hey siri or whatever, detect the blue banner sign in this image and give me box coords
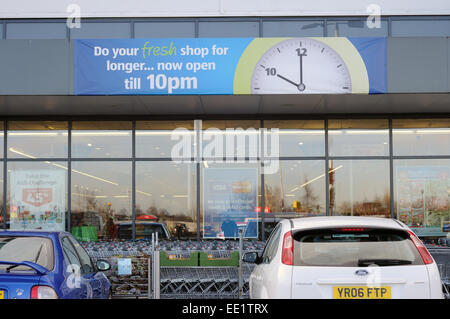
[74,37,387,95]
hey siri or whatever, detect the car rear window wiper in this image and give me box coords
[358,259,413,267]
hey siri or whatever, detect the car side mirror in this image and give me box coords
[242,252,260,264]
[96,259,111,272]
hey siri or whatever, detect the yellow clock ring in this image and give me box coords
[233,37,369,94]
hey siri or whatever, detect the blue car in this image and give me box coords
[0,231,111,299]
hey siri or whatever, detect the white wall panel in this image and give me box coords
[0,0,449,18]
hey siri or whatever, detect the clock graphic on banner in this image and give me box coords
[250,38,352,94]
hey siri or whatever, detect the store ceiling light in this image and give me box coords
[136,190,152,197]
[415,129,450,134]
[136,131,194,135]
[8,132,60,136]
[69,132,131,136]
[289,165,343,193]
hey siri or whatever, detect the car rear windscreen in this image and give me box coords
[0,236,54,272]
[292,228,424,267]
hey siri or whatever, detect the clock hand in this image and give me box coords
[298,52,306,92]
[276,74,299,88]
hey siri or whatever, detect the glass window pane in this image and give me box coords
[326,19,388,37]
[201,163,261,239]
[328,119,389,156]
[392,19,450,37]
[0,24,3,39]
[6,23,67,39]
[71,161,131,241]
[329,160,390,217]
[68,236,94,274]
[394,159,449,238]
[136,121,194,158]
[0,121,4,158]
[0,163,3,229]
[199,21,259,38]
[393,119,450,156]
[70,23,131,39]
[202,120,260,160]
[264,120,324,157]
[136,162,196,240]
[263,21,324,37]
[61,237,82,268]
[72,121,132,158]
[8,121,68,158]
[134,22,195,38]
[7,161,68,231]
[264,160,326,217]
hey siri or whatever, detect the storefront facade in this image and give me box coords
[0,1,449,240]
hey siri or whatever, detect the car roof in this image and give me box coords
[288,216,405,231]
[0,230,70,238]
[118,221,164,226]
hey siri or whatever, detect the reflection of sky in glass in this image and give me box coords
[326,20,388,37]
[71,162,131,217]
[72,131,132,158]
[136,162,195,218]
[393,159,450,226]
[329,130,389,156]
[8,131,68,158]
[267,130,325,157]
[331,160,390,216]
[393,129,450,156]
[264,160,325,214]
[136,130,195,158]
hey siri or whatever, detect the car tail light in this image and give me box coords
[408,230,434,265]
[31,286,58,299]
[281,231,293,265]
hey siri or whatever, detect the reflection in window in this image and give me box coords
[70,23,131,39]
[6,23,67,39]
[201,120,260,160]
[8,121,68,158]
[394,160,449,231]
[134,22,195,38]
[263,21,324,37]
[136,121,194,158]
[326,19,388,37]
[71,162,131,241]
[7,161,68,231]
[393,119,450,156]
[72,121,132,158]
[136,162,196,239]
[0,163,3,229]
[329,160,390,217]
[0,121,3,158]
[199,21,259,38]
[392,19,450,37]
[328,119,389,156]
[264,120,324,157]
[264,160,326,217]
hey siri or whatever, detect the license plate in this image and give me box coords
[0,290,4,299]
[333,286,391,299]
